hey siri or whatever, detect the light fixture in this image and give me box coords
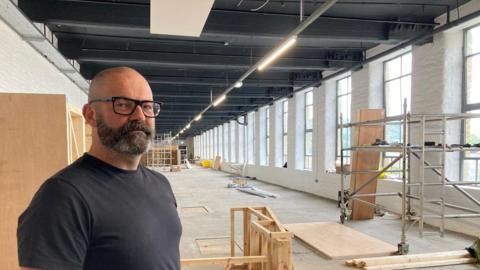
[195,114,202,121]
[234,81,243,88]
[186,123,191,129]
[258,36,297,71]
[180,130,184,134]
[213,94,226,107]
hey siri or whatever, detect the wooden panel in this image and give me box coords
[68,106,86,163]
[284,222,396,259]
[85,124,92,151]
[0,93,69,269]
[349,109,384,220]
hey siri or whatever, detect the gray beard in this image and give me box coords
[96,115,154,155]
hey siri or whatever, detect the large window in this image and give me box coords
[336,76,352,165]
[305,91,313,170]
[261,107,270,166]
[247,112,255,165]
[282,100,288,166]
[223,123,229,162]
[238,116,245,163]
[231,121,237,163]
[384,52,412,178]
[463,25,480,182]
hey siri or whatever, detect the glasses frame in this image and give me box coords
[89,96,163,118]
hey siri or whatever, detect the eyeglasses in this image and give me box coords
[89,96,162,118]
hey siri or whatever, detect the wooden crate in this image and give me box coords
[0,93,87,269]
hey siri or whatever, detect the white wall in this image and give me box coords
[0,20,87,109]
[194,2,480,237]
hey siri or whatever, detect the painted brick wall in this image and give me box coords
[0,20,87,109]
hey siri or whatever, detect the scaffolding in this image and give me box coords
[339,101,480,254]
[146,132,174,170]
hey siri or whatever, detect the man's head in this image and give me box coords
[83,67,156,156]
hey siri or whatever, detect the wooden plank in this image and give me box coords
[180,255,268,266]
[352,250,471,267]
[0,93,70,269]
[284,222,396,259]
[363,257,477,270]
[349,109,385,220]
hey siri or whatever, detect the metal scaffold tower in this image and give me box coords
[338,100,480,255]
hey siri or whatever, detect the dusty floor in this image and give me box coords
[158,166,478,270]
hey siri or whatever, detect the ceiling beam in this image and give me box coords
[18,0,413,45]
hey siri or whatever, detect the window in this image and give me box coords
[336,76,352,165]
[261,107,270,166]
[305,91,313,170]
[231,122,237,163]
[224,123,229,162]
[282,100,288,166]
[238,116,245,163]
[247,112,255,165]
[384,52,412,178]
[462,25,480,182]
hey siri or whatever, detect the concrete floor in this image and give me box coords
[159,166,478,270]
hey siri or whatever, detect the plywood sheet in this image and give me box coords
[284,222,397,259]
[0,93,69,269]
[349,109,384,220]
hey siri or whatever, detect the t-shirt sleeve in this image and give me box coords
[17,178,91,270]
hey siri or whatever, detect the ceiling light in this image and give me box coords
[186,124,191,129]
[258,36,297,71]
[195,114,202,121]
[213,95,226,107]
[234,81,243,88]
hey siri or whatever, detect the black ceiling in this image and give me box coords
[18,0,470,137]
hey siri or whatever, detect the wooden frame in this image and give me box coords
[181,206,293,270]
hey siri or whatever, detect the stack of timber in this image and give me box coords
[213,155,222,170]
[349,109,385,220]
[0,93,88,269]
[346,250,477,270]
[181,206,293,270]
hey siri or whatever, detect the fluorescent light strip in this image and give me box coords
[195,114,202,121]
[258,36,297,71]
[213,94,226,107]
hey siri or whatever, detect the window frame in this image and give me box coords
[282,100,288,166]
[382,52,412,178]
[304,91,314,170]
[335,76,352,165]
[461,23,480,182]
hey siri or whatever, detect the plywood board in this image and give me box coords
[349,109,385,220]
[0,93,69,269]
[284,222,397,259]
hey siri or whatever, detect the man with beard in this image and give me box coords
[17,67,182,270]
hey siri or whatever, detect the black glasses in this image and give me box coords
[89,96,162,118]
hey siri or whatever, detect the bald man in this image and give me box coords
[17,67,182,270]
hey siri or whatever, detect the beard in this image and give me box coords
[96,114,154,155]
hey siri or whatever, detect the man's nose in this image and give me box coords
[129,104,146,121]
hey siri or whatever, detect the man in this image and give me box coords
[17,67,182,270]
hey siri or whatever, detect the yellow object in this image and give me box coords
[200,160,212,168]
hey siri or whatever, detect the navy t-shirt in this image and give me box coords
[17,153,182,270]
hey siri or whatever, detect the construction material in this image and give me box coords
[144,133,181,169]
[347,250,477,270]
[237,187,279,198]
[184,159,192,169]
[0,93,87,269]
[213,155,222,170]
[170,165,181,172]
[284,222,396,259]
[200,159,212,168]
[349,109,385,220]
[181,206,293,269]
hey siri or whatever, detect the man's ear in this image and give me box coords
[83,104,98,128]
